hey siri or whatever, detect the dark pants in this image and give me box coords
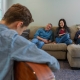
[76,38,80,44]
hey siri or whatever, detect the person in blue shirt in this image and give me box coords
[32,23,55,48]
[0,3,60,80]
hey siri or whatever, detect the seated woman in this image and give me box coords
[74,26,80,44]
[55,19,72,45]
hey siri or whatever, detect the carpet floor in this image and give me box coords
[54,61,80,80]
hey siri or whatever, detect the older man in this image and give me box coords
[32,23,55,48]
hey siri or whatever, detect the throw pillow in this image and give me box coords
[21,29,30,39]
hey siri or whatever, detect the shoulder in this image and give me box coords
[1,29,18,39]
[15,35,32,46]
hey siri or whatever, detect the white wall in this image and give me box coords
[7,0,80,26]
[2,0,7,15]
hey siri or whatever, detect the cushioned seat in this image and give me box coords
[67,44,80,57]
[42,43,67,51]
[67,44,80,68]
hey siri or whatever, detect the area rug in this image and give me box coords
[54,61,80,80]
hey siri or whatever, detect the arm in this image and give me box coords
[11,36,60,72]
[55,28,59,37]
[59,33,66,36]
[66,27,70,33]
[34,29,41,38]
[37,36,49,43]
[78,35,80,38]
[34,28,49,43]
[66,27,72,38]
[49,32,55,42]
[55,28,63,37]
[74,31,79,41]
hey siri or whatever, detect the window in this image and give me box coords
[0,0,2,20]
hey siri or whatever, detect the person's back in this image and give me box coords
[0,3,60,80]
[0,24,18,80]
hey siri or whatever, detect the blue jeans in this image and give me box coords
[31,38,45,49]
[55,33,72,45]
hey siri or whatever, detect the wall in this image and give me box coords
[0,0,7,19]
[2,0,7,15]
[7,0,80,26]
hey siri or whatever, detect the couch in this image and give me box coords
[27,25,80,68]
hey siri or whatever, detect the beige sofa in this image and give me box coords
[27,25,80,68]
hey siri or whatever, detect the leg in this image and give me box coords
[31,38,38,44]
[76,38,80,44]
[65,39,72,45]
[31,38,39,47]
[37,40,45,49]
[59,33,70,43]
[55,37,61,43]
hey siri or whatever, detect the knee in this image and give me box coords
[64,33,70,38]
[38,41,45,48]
[32,38,38,43]
[55,38,60,43]
[67,40,72,45]
[69,40,72,44]
[39,41,45,45]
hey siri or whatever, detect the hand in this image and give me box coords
[42,39,48,43]
[48,40,52,43]
[59,33,66,36]
[52,41,56,44]
[78,35,80,38]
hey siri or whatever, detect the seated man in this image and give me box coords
[0,3,60,80]
[32,23,55,48]
[74,26,80,44]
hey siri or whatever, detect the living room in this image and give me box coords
[0,0,80,80]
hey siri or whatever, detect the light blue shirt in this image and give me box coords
[0,24,60,80]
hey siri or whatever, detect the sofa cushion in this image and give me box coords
[67,44,80,57]
[42,43,67,51]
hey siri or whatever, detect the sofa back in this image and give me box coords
[27,26,78,40]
